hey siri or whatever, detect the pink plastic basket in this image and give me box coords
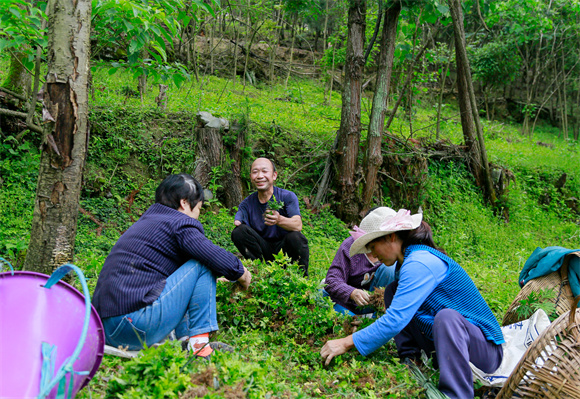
[0,262,104,398]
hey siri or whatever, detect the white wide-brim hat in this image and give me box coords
[349,207,423,257]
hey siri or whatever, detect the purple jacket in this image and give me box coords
[325,236,382,312]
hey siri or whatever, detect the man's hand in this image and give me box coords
[237,266,252,290]
[320,336,355,366]
[263,210,280,226]
[350,289,370,306]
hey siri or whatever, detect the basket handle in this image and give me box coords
[37,264,92,399]
[0,257,14,275]
[567,295,580,341]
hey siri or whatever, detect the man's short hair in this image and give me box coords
[252,158,276,172]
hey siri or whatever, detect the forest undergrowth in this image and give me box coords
[1,65,579,398]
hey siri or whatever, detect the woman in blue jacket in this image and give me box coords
[320,207,504,399]
[93,173,251,358]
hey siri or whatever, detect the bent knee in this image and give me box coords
[231,224,251,240]
[434,308,465,332]
[285,231,308,244]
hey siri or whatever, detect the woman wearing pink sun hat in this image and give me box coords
[321,207,504,399]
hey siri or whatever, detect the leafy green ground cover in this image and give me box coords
[1,62,579,398]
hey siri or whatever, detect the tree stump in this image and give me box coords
[193,112,245,209]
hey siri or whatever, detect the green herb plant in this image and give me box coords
[515,289,557,320]
[267,194,285,211]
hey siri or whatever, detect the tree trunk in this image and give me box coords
[193,113,245,209]
[325,45,336,105]
[362,1,401,211]
[323,0,330,52]
[575,76,580,141]
[232,17,239,88]
[222,121,246,207]
[209,16,215,75]
[333,0,366,223]
[449,0,495,204]
[2,51,32,98]
[269,6,283,83]
[561,49,568,140]
[23,0,92,274]
[285,14,298,89]
[436,41,453,139]
[242,0,251,87]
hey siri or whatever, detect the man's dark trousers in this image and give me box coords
[231,224,309,276]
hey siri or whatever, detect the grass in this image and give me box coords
[1,54,580,398]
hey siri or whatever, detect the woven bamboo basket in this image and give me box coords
[502,251,580,326]
[496,296,580,399]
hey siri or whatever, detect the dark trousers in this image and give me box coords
[231,224,309,277]
[384,282,503,399]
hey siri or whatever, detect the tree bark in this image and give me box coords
[222,121,246,207]
[436,41,453,139]
[333,0,366,223]
[1,51,32,98]
[362,1,401,211]
[193,113,245,209]
[449,0,495,204]
[24,0,92,274]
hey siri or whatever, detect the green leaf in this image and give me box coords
[172,73,187,88]
[437,4,449,14]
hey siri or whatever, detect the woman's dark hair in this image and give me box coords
[155,173,204,210]
[395,221,447,254]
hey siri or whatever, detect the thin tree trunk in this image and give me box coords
[323,0,330,51]
[1,51,32,97]
[24,0,92,274]
[575,76,580,141]
[436,41,453,139]
[209,17,215,75]
[333,0,366,223]
[233,21,239,88]
[561,48,568,140]
[270,6,283,83]
[325,45,336,105]
[285,14,298,89]
[362,1,401,210]
[27,40,44,127]
[363,1,383,65]
[242,0,251,87]
[449,0,495,203]
[314,137,338,209]
[191,19,199,81]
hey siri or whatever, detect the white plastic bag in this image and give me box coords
[470,309,551,388]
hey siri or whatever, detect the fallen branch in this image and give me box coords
[0,108,43,133]
[124,182,145,222]
[79,207,104,236]
[378,170,403,185]
[0,87,27,102]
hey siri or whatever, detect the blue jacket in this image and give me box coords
[519,246,580,297]
[353,245,504,356]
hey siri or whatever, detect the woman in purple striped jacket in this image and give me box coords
[93,173,251,358]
